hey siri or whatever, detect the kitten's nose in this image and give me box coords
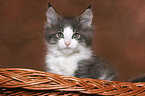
[65,43,70,46]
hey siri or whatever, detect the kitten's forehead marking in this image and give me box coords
[63,27,73,40]
[63,27,74,44]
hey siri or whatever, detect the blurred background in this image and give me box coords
[0,0,145,81]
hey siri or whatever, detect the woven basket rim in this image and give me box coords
[0,68,145,95]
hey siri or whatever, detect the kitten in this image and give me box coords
[45,5,116,81]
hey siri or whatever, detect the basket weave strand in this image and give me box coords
[0,68,145,96]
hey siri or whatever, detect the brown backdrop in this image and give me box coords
[0,0,145,81]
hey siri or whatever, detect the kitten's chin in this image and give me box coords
[62,48,73,55]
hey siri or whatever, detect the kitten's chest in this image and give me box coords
[46,55,78,76]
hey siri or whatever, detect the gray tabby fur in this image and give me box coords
[45,5,116,81]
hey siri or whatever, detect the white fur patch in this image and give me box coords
[45,26,92,76]
[63,27,73,43]
[45,45,92,76]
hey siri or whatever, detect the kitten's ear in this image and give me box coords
[79,7,93,28]
[46,6,60,26]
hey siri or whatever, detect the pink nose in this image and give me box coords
[65,43,70,46]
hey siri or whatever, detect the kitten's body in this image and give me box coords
[45,6,116,80]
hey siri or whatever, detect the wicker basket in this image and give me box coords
[0,68,145,96]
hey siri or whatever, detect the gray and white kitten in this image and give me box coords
[45,6,116,81]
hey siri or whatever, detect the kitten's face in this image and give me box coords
[45,7,93,54]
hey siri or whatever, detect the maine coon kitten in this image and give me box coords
[45,6,116,80]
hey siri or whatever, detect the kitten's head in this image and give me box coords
[45,5,94,54]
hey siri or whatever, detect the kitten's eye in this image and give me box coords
[72,33,80,39]
[56,32,64,38]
